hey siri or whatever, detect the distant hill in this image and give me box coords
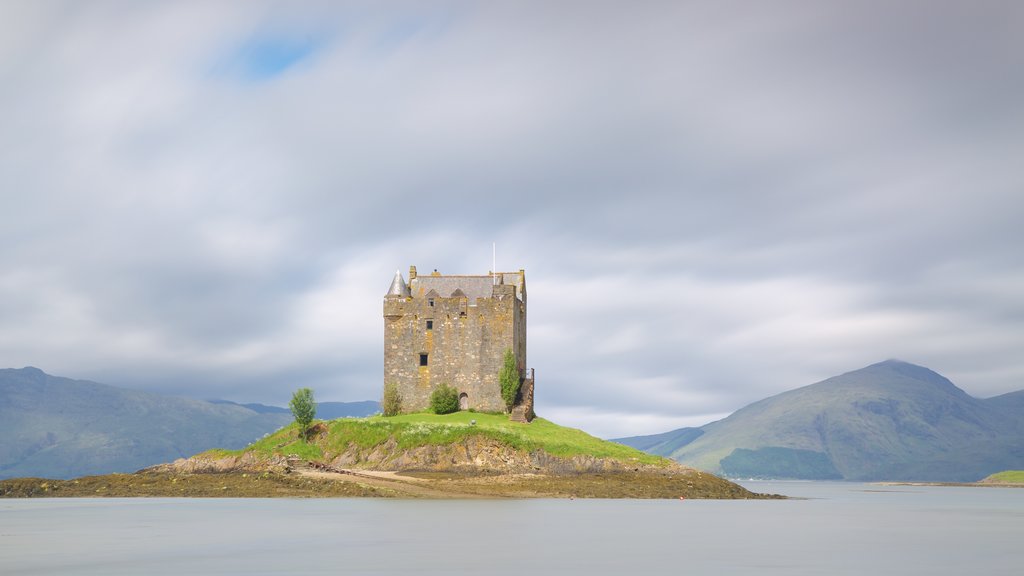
[615,427,704,454]
[0,368,378,480]
[210,400,380,419]
[209,400,291,414]
[318,401,381,419]
[614,360,1024,482]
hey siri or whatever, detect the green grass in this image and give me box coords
[215,412,668,467]
[199,425,323,460]
[199,448,244,458]
[984,470,1024,483]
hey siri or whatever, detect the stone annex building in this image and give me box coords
[384,266,535,422]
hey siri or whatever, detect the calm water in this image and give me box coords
[1,482,1021,575]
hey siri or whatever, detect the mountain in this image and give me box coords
[985,389,1024,415]
[210,400,380,419]
[615,360,1024,482]
[0,368,377,480]
[209,400,291,414]
[318,401,381,419]
[614,426,704,454]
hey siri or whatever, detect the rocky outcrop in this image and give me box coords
[152,435,678,477]
[325,435,675,474]
[143,451,287,474]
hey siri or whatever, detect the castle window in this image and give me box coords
[426,320,433,330]
[428,298,435,307]
[419,353,428,366]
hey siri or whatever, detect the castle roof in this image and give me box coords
[385,270,411,298]
[410,271,524,302]
[412,275,493,301]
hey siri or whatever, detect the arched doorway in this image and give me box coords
[458,392,469,410]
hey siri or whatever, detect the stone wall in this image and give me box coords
[510,369,535,423]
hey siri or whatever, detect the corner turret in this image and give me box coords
[385,270,411,298]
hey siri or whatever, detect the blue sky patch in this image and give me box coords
[227,35,324,81]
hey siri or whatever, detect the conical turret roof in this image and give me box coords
[386,270,410,298]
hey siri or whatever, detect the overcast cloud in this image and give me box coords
[1,1,1022,438]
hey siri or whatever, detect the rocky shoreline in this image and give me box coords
[874,481,1024,488]
[0,469,781,499]
[1,455,782,499]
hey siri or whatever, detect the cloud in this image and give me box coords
[1,1,1022,438]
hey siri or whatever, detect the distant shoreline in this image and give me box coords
[874,481,1024,488]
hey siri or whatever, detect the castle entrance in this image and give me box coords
[458,393,468,410]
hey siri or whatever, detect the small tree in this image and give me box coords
[382,382,403,417]
[289,387,317,441]
[499,348,520,412]
[429,383,460,415]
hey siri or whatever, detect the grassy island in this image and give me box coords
[211,412,667,467]
[1,413,779,499]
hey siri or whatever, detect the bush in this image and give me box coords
[382,382,403,417]
[499,349,520,412]
[429,383,460,415]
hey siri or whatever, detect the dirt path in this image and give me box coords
[295,469,494,498]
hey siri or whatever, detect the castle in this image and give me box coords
[383,266,535,422]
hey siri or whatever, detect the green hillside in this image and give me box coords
[981,470,1024,484]
[615,360,1024,482]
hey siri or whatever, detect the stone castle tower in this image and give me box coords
[383,266,535,421]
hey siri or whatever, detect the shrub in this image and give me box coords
[382,382,403,417]
[499,349,520,412]
[429,383,460,415]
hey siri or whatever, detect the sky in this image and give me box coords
[1,1,1022,439]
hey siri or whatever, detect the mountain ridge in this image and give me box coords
[615,360,1024,482]
[0,367,378,479]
